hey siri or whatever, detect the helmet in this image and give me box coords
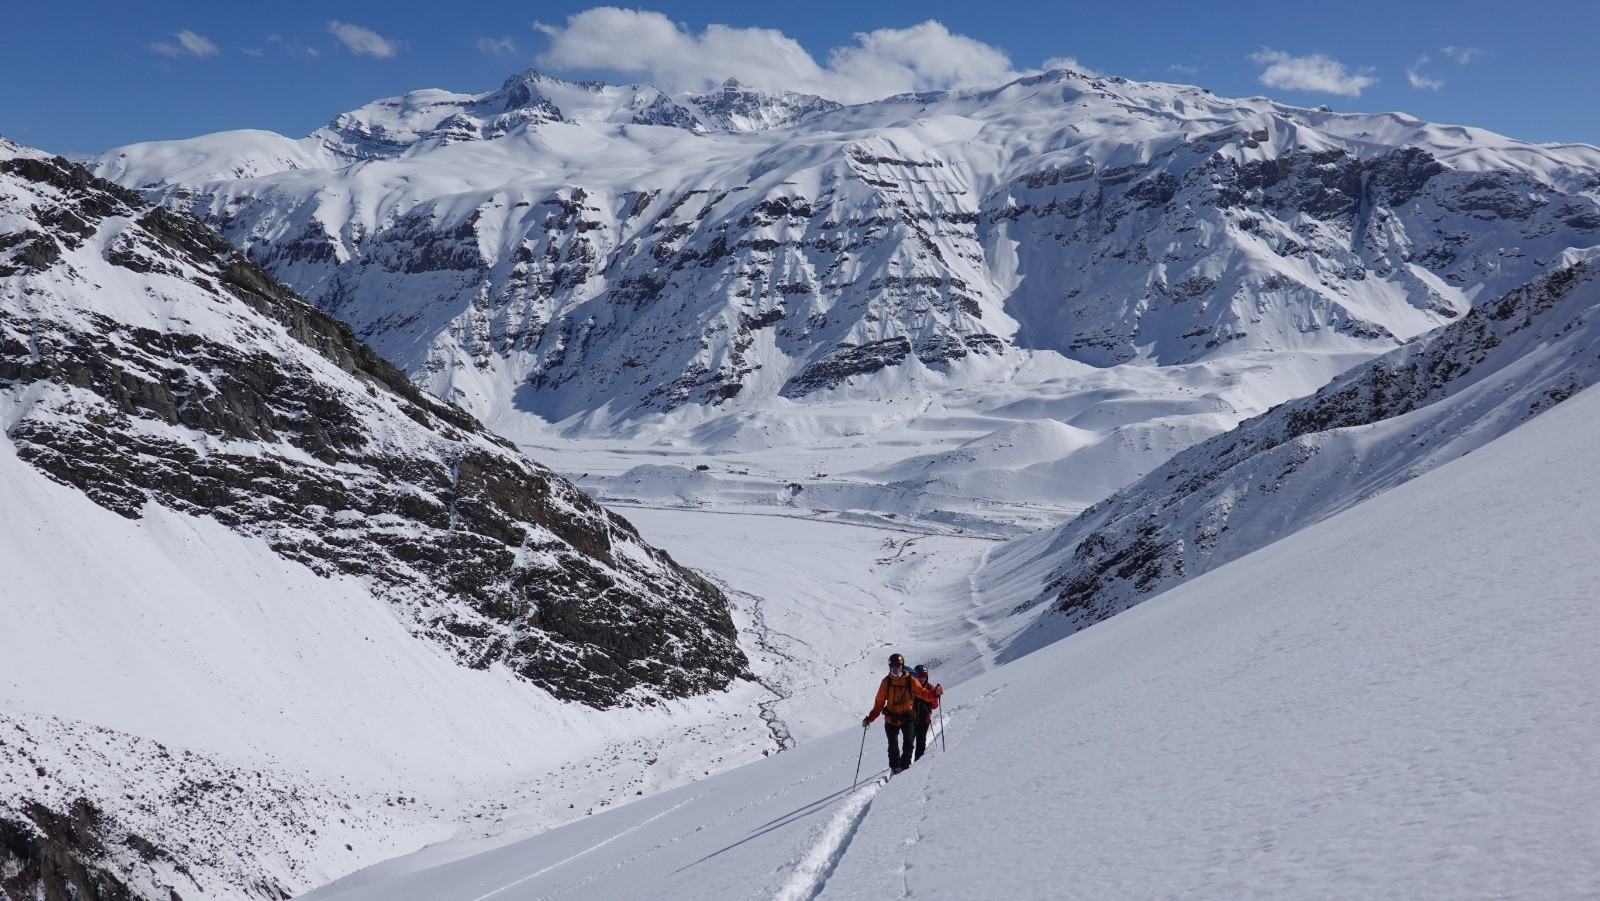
[888,653,905,668]
[913,665,928,677]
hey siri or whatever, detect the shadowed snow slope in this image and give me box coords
[305,379,1600,899]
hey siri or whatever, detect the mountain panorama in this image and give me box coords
[2,59,1598,900]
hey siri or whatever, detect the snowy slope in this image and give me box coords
[0,141,784,899]
[0,425,787,900]
[90,68,1600,533]
[303,370,1600,901]
[984,250,1600,656]
[0,141,1013,900]
[0,143,745,707]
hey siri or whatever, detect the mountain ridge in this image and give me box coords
[89,68,1600,455]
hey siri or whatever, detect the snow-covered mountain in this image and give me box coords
[0,140,769,899]
[1,142,745,707]
[298,373,1600,900]
[91,69,1600,494]
[978,249,1600,656]
[30,62,1600,898]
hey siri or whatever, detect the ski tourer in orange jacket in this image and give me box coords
[863,653,942,727]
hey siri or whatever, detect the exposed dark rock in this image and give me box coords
[781,337,912,396]
[0,800,147,901]
[0,151,748,709]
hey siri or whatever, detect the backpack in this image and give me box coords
[882,674,916,725]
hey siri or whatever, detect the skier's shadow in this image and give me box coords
[671,776,883,873]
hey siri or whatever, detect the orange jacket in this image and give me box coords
[866,673,940,725]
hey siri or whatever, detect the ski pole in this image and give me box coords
[938,702,946,753]
[853,722,868,788]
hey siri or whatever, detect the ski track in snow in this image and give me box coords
[464,796,699,901]
[538,753,880,900]
[961,543,998,671]
[772,776,886,901]
[777,713,956,901]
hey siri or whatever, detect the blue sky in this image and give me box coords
[5,1,1597,156]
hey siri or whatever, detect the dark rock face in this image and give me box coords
[781,337,911,397]
[1029,261,1600,632]
[0,800,146,901]
[0,151,748,708]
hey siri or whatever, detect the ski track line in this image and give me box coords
[897,709,955,900]
[782,710,956,901]
[962,542,998,670]
[771,777,886,901]
[465,795,699,901]
[540,752,871,899]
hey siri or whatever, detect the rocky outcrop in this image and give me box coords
[681,78,841,132]
[0,146,748,708]
[1,800,149,901]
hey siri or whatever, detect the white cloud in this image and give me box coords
[147,29,219,59]
[1406,55,1443,91]
[1042,56,1097,76]
[1167,64,1199,76]
[328,21,399,59]
[1249,48,1375,97]
[477,36,518,56]
[178,30,219,58]
[1442,45,1485,65]
[533,9,1026,103]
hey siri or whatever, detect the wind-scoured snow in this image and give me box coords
[303,377,1600,900]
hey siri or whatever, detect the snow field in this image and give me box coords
[0,382,1001,897]
[617,506,994,744]
[311,383,1600,899]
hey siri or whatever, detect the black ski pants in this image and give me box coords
[913,716,930,761]
[884,718,915,770]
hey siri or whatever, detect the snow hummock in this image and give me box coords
[303,379,1600,899]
